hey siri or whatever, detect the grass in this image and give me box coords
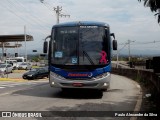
[13,70,26,73]
[32,66,40,68]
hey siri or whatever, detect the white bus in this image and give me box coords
[5,59,17,69]
[43,21,117,92]
[6,57,26,68]
[14,57,27,67]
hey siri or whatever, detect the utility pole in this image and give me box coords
[127,40,135,62]
[116,48,119,68]
[54,6,70,24]
[24,25,27,61]
[116,43,128,68]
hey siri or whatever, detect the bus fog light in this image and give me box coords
[104,83,107,86]
[52,82,55,85]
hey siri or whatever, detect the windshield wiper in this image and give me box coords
[83,51,94,65]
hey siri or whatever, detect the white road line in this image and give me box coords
[0,87,5,89]
[0,81,46,88]
[0,85,14,87]
[1,83,36,86]
[0,82,38,89]
[0,92,10,96]
[136,85,140,89]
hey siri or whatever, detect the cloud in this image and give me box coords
[0,0,160,55]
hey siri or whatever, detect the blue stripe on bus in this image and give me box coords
[49,65,111,78]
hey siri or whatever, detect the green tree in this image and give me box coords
[138,0,160,23]
[32,56,39,62]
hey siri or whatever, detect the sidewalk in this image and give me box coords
[0,70,27,82]
[0,70,48,82]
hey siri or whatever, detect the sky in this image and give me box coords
[0,0,160,56]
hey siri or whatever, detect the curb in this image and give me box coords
[130,83,143,120]
[0,78,48,82]
[0,78,26,82]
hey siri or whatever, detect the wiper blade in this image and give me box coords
[83,51,94,65]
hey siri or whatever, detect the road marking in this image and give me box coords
[0,84,14,87]
[0,83,36,89]
[0,81,47,89]
[0,82,47,96]
[136,85,140,89]
[0,87,5,89]
[0,92,10,96]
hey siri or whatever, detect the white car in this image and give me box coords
[5,60,18,69]
[18,62,32,70]
[0,64,13,73]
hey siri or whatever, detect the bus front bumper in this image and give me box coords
[49,72,111,90]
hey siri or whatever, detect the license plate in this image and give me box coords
[72,83,83,87]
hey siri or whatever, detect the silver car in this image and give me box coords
[0,64,13,73]
[18,62,32,70]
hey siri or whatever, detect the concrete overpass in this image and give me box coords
[0,34,33,60]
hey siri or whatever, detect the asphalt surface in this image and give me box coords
[0,74,143,120]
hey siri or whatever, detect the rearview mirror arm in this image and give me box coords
[110,33,115,39]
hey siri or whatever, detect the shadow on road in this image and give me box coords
[34,102,136,120]
[12,84,103,99]
[10,84,143,120]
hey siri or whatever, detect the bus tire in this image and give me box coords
[61,88,71,92]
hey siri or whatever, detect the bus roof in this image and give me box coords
[53,21,109,28]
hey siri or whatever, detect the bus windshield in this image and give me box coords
[51,26,110,66]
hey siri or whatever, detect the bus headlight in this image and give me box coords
[93,72,110,79]
[104,83,108,86]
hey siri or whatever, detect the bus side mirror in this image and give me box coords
[113,40,117,50]
[110,33,115,39]
[43,41,48,53]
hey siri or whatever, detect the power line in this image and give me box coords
[40,0,56,16]
[40,1,70,24]
[119,40,160,45]
[118,43,128,52]
[0,3,49,42]
[133,40,160,45]
[4,0,50,35]
[15,0,51,26]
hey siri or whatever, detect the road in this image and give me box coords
[0,74,142,120]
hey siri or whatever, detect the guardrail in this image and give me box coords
[111,64,160,111]
[112,67,160,92]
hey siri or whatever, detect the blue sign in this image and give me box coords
[72,57,77,64]
[55,51,63,58]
